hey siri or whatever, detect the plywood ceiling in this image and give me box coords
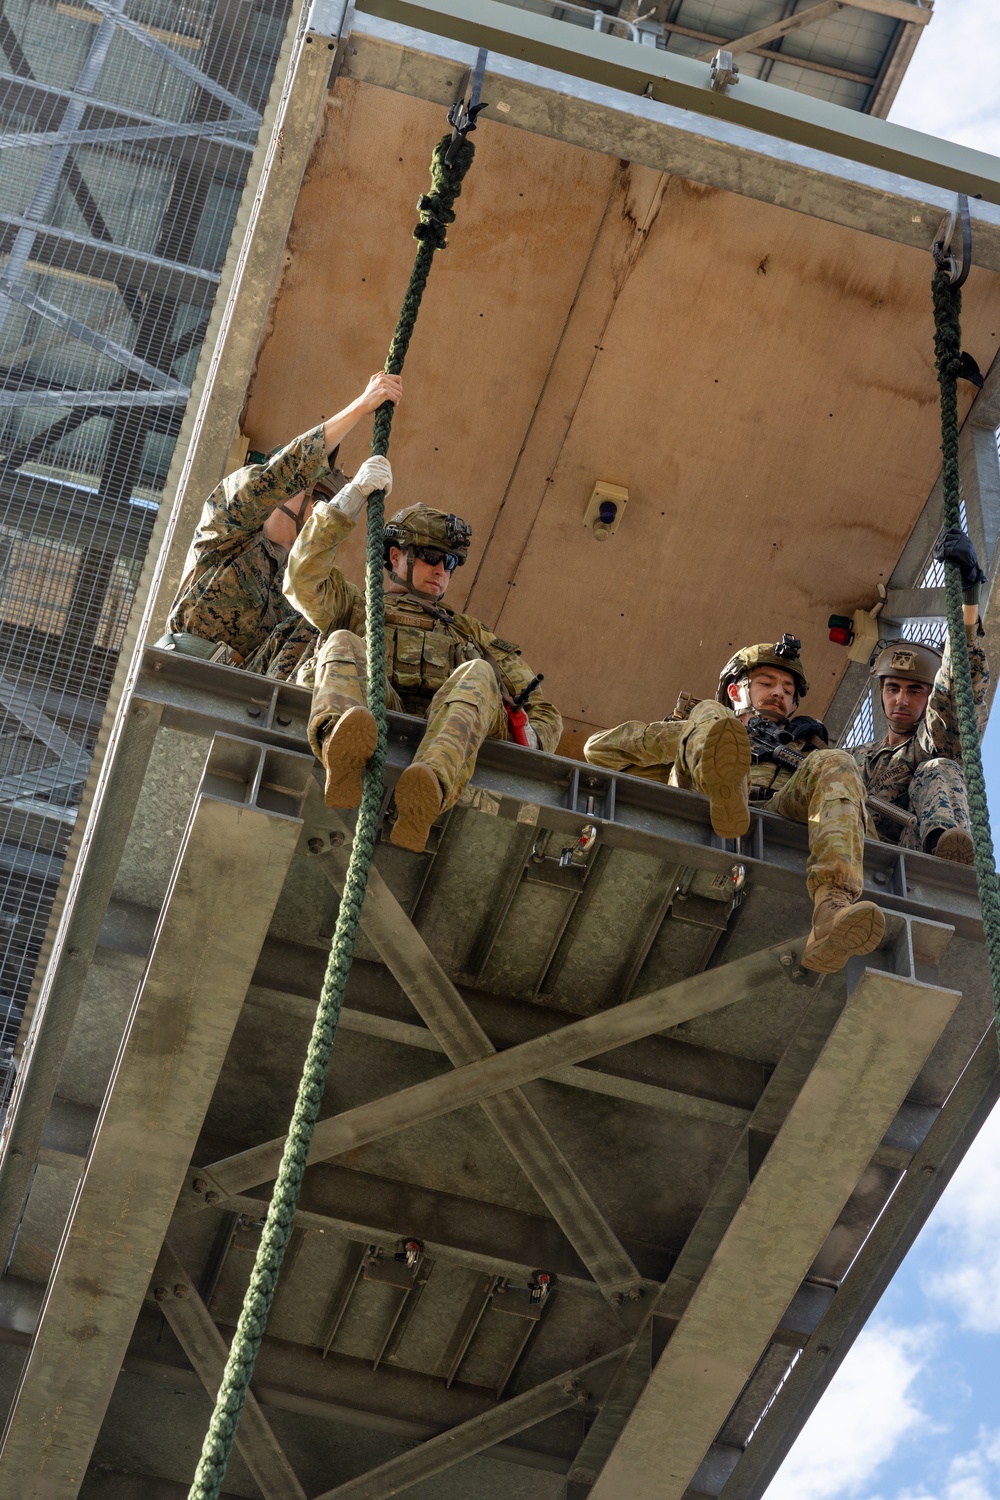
[245,78,1000,754]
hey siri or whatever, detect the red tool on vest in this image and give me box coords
[504,673,544,747]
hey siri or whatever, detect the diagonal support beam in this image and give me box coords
[0,673,86,762]
[588,966,959,1500]
[311,819,645,1303]
[0,282,186,390]
[698,0,842,61]
[81,0,262,125]
[192,934,805,1205]
[0,785,301,1491]
[0,386,189,409]
[152,1243,307,1500]
[0,120,253,150]
[310,1351,624,1500]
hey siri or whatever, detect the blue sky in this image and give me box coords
[763,10,1000,1497]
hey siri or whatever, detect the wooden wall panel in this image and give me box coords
[245,79,1000,753]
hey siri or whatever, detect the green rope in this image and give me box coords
[187,131,476,1500]
[931,268,1000,1044]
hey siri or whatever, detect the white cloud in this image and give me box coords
[763,1322,933,1500]
[920,1108,1000,1332]
[889,1,1000,156]
[868,1427,1000,1500]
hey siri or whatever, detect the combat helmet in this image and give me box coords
[871,640,942,685]
[383,504,472,569]
[717,633,809,706]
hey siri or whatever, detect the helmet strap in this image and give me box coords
[387,548,442,602]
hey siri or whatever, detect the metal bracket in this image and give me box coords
[709,49,739,94]
[491,1272,554,1321]
[363,1240,424,1288]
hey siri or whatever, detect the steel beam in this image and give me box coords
[587,966,959,1500]
[80,0,261,126]
[0,283,186,391]
[0,120,252,151]
[151,1243,307,1500]
[349,0,1000,205]
[718,1019,1000,1500]
[309,1351,622,1500]
[192,934,804,1204]
[0,387,188,410]
[344,16,1000,274]
[309,817,646,1303]
[0,769,301,1491]
[0,209,220,307]
[696,0,842,61]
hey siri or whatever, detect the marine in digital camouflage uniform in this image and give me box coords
[285,462,560,853]
[850,529,990,866]
[584,636,885,974]
[158,372,400,670]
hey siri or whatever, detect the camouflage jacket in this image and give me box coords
[285,504,562,750]
[167,425,345,663]
[852,622,989,841]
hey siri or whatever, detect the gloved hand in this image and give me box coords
[935,527,986,603]
[522,721,539,751]
[327,456,393,521]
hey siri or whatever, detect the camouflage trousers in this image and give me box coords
[585,701,866,897]
[896,756,970,851]
[309,630,506,809]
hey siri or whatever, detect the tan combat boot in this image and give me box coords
[391,763,444,852]
[319,706,378,808]
[693,715,752,839]
[933,828,975,865]
[802,886,885,974]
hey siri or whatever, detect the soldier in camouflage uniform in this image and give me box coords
[851,528,989,866]
[285,461,561,853]
[584,636,884,974]
[158,372,400,669]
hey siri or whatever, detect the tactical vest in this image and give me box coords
[383,599,480,712]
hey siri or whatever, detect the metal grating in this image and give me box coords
[0,0,293,1080]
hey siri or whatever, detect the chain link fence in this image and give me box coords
[0,0,293,1092]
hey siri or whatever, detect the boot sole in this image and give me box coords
[390,763,443,853]
[934,828,975,865]
[322,706,378,809]
[802,900,885,974]
[699,716,752,839]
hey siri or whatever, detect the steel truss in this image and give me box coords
[0,649,988,1498]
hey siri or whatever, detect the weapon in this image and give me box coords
[745,715,918,834]
[505,674,544,748]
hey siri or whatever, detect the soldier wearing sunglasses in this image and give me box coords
[285,464,561,853]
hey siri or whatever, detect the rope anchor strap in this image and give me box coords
[187,122,480,1500]
[931,261,1000,1052]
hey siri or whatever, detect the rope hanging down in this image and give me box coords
[931,249,1000,1046]
[187,125,479,1500]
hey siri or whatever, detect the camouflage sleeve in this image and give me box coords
[195,425,336,555]
[283,501,364,633]
[918,623,990,761]
[583,721,670,772]
[473,624,562,753]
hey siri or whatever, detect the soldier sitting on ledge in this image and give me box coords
[583,635,884,975]
[851,528,989,865]
[284,458,560,854]
[158,372,400,673]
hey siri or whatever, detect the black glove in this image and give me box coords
[935,527,986,603]
[785,715,829,748]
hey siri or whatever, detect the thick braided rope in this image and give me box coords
[932,269,1000,1038]
[187,132,476,1500]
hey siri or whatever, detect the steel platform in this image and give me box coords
[0,647,993,1499]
